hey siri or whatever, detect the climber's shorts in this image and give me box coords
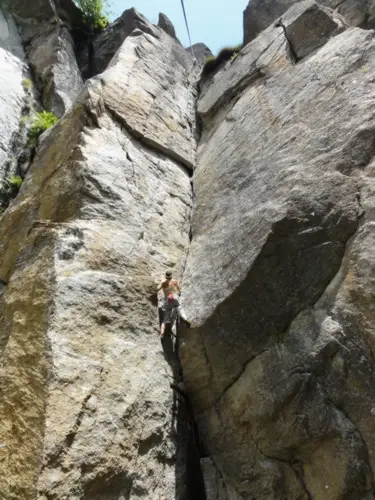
[163,306,178,324]
[162,296,179,324]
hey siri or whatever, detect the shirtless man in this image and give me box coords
[157,270,190,338]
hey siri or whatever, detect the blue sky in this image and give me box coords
[110,0,248,54]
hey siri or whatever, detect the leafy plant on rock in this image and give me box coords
[8,175,23,189]
[202,44,243,78]
[74,0,111,32]
[28,110,58,146]
[22,78,33,90]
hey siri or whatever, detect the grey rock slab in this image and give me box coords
[0,8,27,175]
[158,12,179,41]
[89,8,154,77]
[200,0,341,121]
[100,26,198,170]
[0,76,192,498]
[181,26,375,499]
[281,0,341,60]
[28,24,83,116]
[9,0,83,116]
[243,0,367,44]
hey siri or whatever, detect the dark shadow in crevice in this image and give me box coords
[159,309,206,500]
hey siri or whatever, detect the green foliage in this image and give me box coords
[8,175,23,188]
[202,44,243,78]
[22,78,33,90]
[28,110,58,146]
[19,115,28,129]
[74,0,110,31]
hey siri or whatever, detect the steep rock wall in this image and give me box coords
[0,16,198,500]
[182,2,375,499]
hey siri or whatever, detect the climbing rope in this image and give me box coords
[180,0,195,60]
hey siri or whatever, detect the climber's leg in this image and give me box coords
[161,306,174,339]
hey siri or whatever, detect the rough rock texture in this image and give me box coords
[0,6,37,211]
[100,23,198,170]
[158,12,179,41]
[201,458,228,500]
[10,0,83,116]
[83,8,154,78]
[188,43,213,65]
[0,19,197,500]
[27,24,83,117]
[280,0,343,60]
[0,7,27,176]
[181,2,375,498]
[243,0,370,44]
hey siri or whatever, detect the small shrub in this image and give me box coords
[202,44,243,78]
[216,44,243,64]
[74,0,110,32]
[8,175,23,188]
[28,110,58,146]
[22,78,33,89]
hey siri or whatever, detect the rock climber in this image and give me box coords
[157,269,191,339]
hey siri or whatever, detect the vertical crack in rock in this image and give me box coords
[275,18,298,63]
[326,398,375,491]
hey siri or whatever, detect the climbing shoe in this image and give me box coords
[184,319,191,329]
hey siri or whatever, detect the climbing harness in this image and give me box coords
[180,0,196,60]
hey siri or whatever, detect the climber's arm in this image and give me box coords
[157,280,164,292]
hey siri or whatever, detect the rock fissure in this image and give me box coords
[3,0,375,498]
[275,18,298,63]
[326,397,375,488]
[105,103,194,173]
[251,436,313,500]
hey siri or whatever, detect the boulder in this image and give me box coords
[181,3,375,497]
[158,12,179,41]
[243,0,369,44]
[0,19,196,498]
[280,0,342,60]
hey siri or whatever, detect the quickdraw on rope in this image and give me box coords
[180,0,195,60]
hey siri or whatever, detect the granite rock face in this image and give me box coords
[0,6,34,211]
[101,23,198,170]
[244,0,375,44]
[82,8,154,78]
[181,2,375,499]
[0,17,197,500]
[10,0,82,116]
[3,0,375,498]
[0,7,27,176]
